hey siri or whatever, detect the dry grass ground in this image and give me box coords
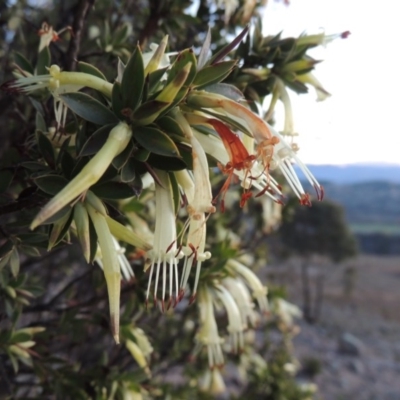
[268,255,400,400]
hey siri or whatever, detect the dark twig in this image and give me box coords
[65,0,95,71]
[138,0,165,49]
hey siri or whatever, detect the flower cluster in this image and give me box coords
[193,259,269,369]
[3,26,333,349]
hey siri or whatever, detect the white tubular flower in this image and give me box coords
[195,286,224,369]
[174,110,215,218]
[145,170,183,310]
[198,368,226,395]
[37,22,71,52]
[296,30,350,47]
[260,195,282,234]
[125,340,151,377]
[267,125,324,205]
[214,284,244,353]
[296,71,331,102]
[226,259,269,314]
[143,36,176,74]
[275,78,298,137]
[274,298,302,328]
[31,122,132,229]
[86,201,121,344]
[187,134,216,218]
[10,64,113,97]
[131,327,154,358]
[174,170,195,205]
[172,111,213,299]
[180,213,211,300]
[116,36,174,83]
[222,277,258,328]
[9,64,112,127]
[125,326,154,378]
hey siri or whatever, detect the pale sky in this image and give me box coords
[263,0,400,165]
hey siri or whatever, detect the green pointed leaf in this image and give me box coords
[133,100,169,124]
[179,145,193,170]
[193,60,237,88]
[54,136,72,167]
[60,93,119,125]
[168,172,180,215]
[166,48,197,87]
[88,218,98,263]
[0,329,12,344]
[147,66,169,93]
[111,82,125,120]
[48,210,73,249]
[209,25,249,65]
[36,47,50,75]
[134,149,150,162]
[17,233,48,244]
[0,253,11,271]
[147,154,187,171]
[121,158,136,183]
[286,79,308,94]
[91,181,139,200]
[0,240,14,260]
[21,162,49,172]
[122,198,145,213]
[35,112,46,132]
[121,45,144,111]
[7,351,19,373]
[34,175,69,196]
[13,52,34,74]
[156,116,185,137]
[0,170,13,193]
[112,140,134,170]
[36,131,55,168]
[77,61,107,81]
[9,332,31,344]
[10,249,20,278]
[79,124,116,157]
[134,126,180,157]
[203,83,244,101]
[19,245,42,257]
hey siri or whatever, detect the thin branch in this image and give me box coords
[65,0,95,71]
[138,0,164,48]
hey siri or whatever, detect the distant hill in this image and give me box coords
[298,179,400,254]
[320,181,400,226]
[292,164,400,254]
[303,163,400,184]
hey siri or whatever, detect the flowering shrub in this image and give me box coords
[0,1,347,398]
